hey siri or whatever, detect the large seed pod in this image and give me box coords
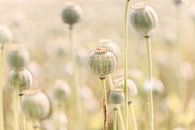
[7,48,30,70]
[0,25,12,44]
[51,79,71,102]
[130,2,158,33]
[113,77,138,97]
[88,48,116,79]
[21,89,51,121]
[61,3,83,25]
[109,88,124,105]
[8,69,33,91]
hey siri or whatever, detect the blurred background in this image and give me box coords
[1,0,195,130]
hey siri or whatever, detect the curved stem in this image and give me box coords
[124,0,130,130]
[0,45,4,130]
[101,79,108,130]
[117,106,125,130]
[145,33,154,130]
[130,103,138,130]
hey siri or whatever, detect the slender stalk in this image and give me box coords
[69,25,83,130]
[113,108,117,130]
[124,0,130,130]
[101,79,108,130]
[0,45,4,130]
[117,106,125,130]
[144,33,154,130]
[13,90,20,130]
[130,103,138,130]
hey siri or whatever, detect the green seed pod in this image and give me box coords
[7,48,30,70]
[109,88,124,105]
[8,69,33,91]
[52,80,71,102]
[130,2,158,33]
[21,89,51,121]
[88,48,116,79]
[0,25,12,44]
[62,3,83,25]
[113,77,138,97]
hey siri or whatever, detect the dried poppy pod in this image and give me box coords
[7,48,30,70]
[88,48,116,79]
[61,3,83,26]
[0,25,12,45]
[113,77,138,97]
[52,79,71,102]
[130,2,158,33]
[21,89,51,121]
[109,88,124,105]
[8,69,33,91]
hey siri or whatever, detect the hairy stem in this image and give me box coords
[102,79,108,130]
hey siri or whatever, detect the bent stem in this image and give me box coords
[124,0,130,130]
[69,25,83,130]
[144,33,154,130]
[0,45,4,130]
[130,103,138,130]
[101,79,108,130]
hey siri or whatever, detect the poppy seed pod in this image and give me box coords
[62,3,83,25]
[7,48,30,70]
[113,77,138,97]
[109,88,124,105]
[21,89,51,121]
[52,80,71,102]
[0,25,12,44]
[8,69,33,91]
[130,2,158,33]
[88,48,116,79]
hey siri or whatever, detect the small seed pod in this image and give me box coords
[98,39,121,58]
[109,88,124,105]
[8,69,33,91]
[7,48,30,70]
[130,2,158,33]
[61,3,83,25]
[52,80,71,102]
[21,89,51,121]
[0,25,12,44]
[113,77,138,97]
[88,48,116,79]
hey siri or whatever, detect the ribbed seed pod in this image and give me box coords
[8,69,33,91]
[7,48,30,70]
[0,25,12,44]
[113,77,138,97]
[62,3,83,25]
[52,79,71,102]
[109,88,124,105]
[130,2,158,33]
[88,48,116,79]
[21,89,51,121]
[98,39,121,58]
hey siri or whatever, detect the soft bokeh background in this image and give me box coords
[1,0,195,130]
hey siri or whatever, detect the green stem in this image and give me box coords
[124,0,130,130]
[130,103,138,130]
[101,79,108,130]
[117,106,125,130]
[145,33,154,130]
[69,25,83,130]
[113,109,117,130]
[0,45,4,130]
